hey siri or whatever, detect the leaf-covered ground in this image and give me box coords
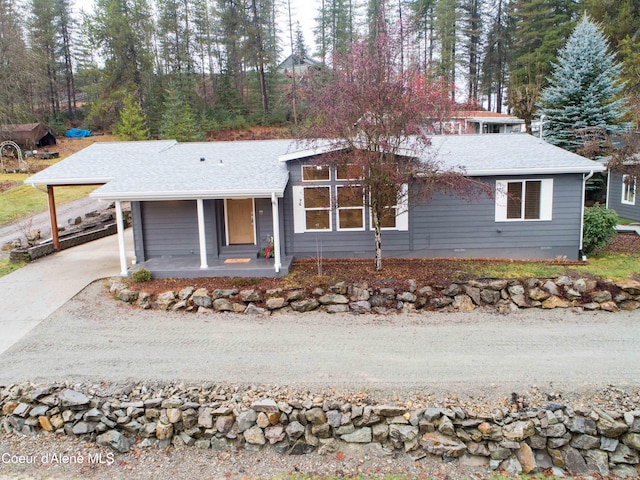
[125,234,636,297]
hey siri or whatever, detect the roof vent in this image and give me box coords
[200,157,205,162]
[219,159,223,164]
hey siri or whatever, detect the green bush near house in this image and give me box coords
[131,267,152,282]
[583,204,619,256]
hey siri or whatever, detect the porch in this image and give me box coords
[133,254,294,279]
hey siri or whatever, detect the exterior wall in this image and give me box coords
[283,158,585,260]
[608,172,640,222]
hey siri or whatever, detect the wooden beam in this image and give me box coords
[47,185,60,251]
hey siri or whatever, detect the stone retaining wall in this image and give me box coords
[1,384,639,477]
[110,276,640,314]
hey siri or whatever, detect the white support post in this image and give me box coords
[271,193,282,273]
[196,198,208,269]
[115,200,128,276]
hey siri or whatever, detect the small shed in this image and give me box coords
[0,123,57,149]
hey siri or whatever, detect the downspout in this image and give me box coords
[579,170,595,261]
[539,114,545,142]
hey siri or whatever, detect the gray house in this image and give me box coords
[25,134,605,278]
[607,170,639,222]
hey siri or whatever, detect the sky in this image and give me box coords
[72,0,321,62]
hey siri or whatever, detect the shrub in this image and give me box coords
[131,267,152,283]
[583,203,619,255]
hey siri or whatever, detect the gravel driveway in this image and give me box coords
[2,281,639,400]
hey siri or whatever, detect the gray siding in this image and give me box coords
[137,200,220,258]
[608,172,640,222]
[283,158,585,260]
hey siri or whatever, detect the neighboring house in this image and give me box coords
[25,134,605,278]
[607,170,639,222]
[443,111,525,135]
[0,123,57,149]
[277,54,323,77]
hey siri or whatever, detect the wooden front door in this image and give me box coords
[226,198,255,245]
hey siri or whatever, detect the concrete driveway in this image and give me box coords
[0,229,133,354]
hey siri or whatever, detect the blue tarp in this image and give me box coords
[65,128,93,138]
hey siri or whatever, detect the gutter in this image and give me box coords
[579,170,595,260]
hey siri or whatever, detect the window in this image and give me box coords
[302,165,330,181]
[496,179,553,222]
[369,184,409,231]
[303,187,331,230]
[622,175,636,205]
[337,186,365,230]
[337,164,364,180]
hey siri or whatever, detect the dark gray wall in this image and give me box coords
[284,158,585,260]
[608,172,640,222]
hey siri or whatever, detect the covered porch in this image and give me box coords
[132,254,294,278]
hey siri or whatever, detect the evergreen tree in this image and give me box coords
[160,81,204,141]
[113,93,150,140]
[540,16,627,152]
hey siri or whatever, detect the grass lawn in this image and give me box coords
[0,259,24,276]
[0,173,97,225]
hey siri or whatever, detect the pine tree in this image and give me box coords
[540,15,627,152]
[113,94,150,140]
[160,81,204,141]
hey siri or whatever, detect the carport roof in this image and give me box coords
[25,139,294,200]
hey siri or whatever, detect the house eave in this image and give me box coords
[90,188,287,202]
[463,165,607,177]
[26,177,113,186]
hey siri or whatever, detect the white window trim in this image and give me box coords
[622,175,636,205]
[301,164,330,182]
[337,185,366,231]
[292,185,332,233]
[336,164,365,181]
[368,183,409,231]
[495,179,553,222]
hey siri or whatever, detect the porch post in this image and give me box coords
[271,193,282,273]
[47,185,60,251]
[115,200,128,276]
[196,198,208,269]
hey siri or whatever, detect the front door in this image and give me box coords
[226,198,255,245]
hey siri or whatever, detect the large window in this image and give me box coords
[496,179,553,222]
[302,165,330,181]
[303,187,331,230]
[622,175,636,205]
[337,186,365,230]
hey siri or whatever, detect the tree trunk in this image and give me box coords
[372,210,383,271]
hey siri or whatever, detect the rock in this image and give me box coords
[620,300,640,311]
[511,294,531,308]
[480,289,501,304]
[442,284,461,297]
[264,425,286,444]
[318,294,349,305]
[535,449,554,470]
[609,443,639,464]
[245,303,269,316]
[570,434,600,450]
[543,280,560,296]
[502,421,535,442]
[240,289,263,302]
[256,413,270,429]
[453,294,475,311]
[508,285,525,296]
[591,290,613,303]
[285,290,304,302]
[290,299,319,312]
[97,430,130,453]
[568,417,597,434]
[305,408,327,425]
[118,289,139,303]
[213,288,238,299]
[622,432,640,449]
[528,287,551,301]
[251,399,278,413]
[598,416,628,437]
[584,450,609,477]
[600,301,619,312]
[216,415,234,433]
[545,423,567,437]
[178,286,195,300]
[341,427,372,443]
[191,288,212,308]
[156,422,173,440]
[237,410,258,433]
[460,453,490,467]
[516,442,536,474]
[499,457,523,476]
[58,389,90,407]
[212,298,234,311]
[198,408,213,429]
[563,446,589,474]
[565,288,582,300]
[372,423,388,443]
[157,291,176,310]
[431,297,453,308]
[286,421,305,440]
[244,426,266,445]
[600,436,619,451]
[397,292,417,302]
[478,422,503,441]
[547,448,565,467]
[438,416,455,436]
[349,301,371,313]
[389,424,419,445]
[326,304,349,313]
[542,295,571,309]
[420,432,466,457]
[350,283,370,301]
[611,465,640,478]
[373,405,406,417]
[265,298,287,310]
[616,279,640,295]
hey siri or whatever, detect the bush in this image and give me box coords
[583,204,619,255]
[131,267,152,283]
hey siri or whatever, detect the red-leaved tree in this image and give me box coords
[298,30,489,271]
